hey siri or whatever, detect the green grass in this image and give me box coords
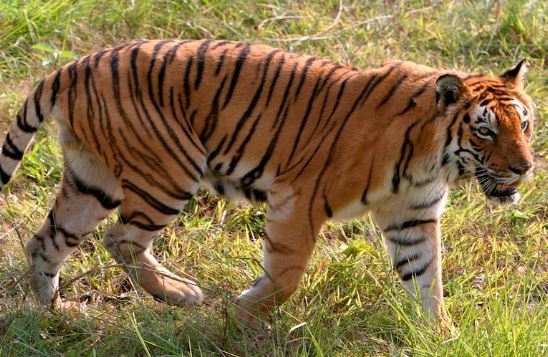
[0,0,546,356]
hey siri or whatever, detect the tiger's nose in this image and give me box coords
[509,161,533,175]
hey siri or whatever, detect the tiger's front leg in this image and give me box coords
[374,189,450,327]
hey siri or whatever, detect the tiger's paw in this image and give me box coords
[29,270,59,307]
[438,319,460,339]
[438,315,459,338]
[235,292,271,331]
[148,276,204,306]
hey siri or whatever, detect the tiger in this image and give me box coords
[0,39,534,329]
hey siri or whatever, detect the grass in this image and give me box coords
[0,0,546,355]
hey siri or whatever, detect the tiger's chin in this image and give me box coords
[476,171,522,205]
[486,190,521,205]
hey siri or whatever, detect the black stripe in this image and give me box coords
[207,134,227,165]
[293,56,316,100]
[454,148,483,165]
[70,170,122,209]
[91,68,120,171]
[127,220,166,232]
[157,42,180,107]
[360,160,374,204]
[189,108,197,125]
[286,75,323,164]
[16,112,37,133]
[384,219,437,232]
[392,121,419,193]
[223,49,280,158]
[115,44,167,172]
[47,211,60,251]
[119,211,154,225]
[33,235,46,252]
[480,99,491,107]
[183,56,193,108]
[42,272,57,278]
[117,129,172,180]
[93,49,107,66]
[280,85,340,179]
[222,43,250,109]
[2,134,24,160]
[265,54,286,107]
[128,45,153,138]
[146,40,172,107]
[359,62,403,108]
[33,80,45,123]
[175,93,206,155]
[317,64,343,93]
[311,70,355,136]
[120,213,166,232]
[386,235,426,246]
[146,43,204,179]
[130,43,202,181]
[48,211,80,247]
[114,136,192,202]
[167,89,204,158]
[282,73,357,179]
[106,239,147,253]
[441,112,462,166]
[201,75,228,142]
[64,236,80,247]
[67,61,78,127]
[410,191,445,210]
[223,51,281,173]
[0,165,11,185]
[240,63,297,186]
[122,179,182,215]
[376,74,407,109]
[241,110,285,184]
[394,253,421,271]
[83,55,102,154]
[210,40,232,50]
[225,112,263,175]
[215,48,228,76]
[323,195,332,218]
[50,69,62,107]
[319,73,358,133]
[397,82,430,116]
[400,258,432,281]
[195,39,213,90]
[306,70,396,231]
[275,62,298,121]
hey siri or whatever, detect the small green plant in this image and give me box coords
[31,44,79,68]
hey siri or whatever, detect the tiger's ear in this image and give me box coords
[501,59,527,90]
[436,74,466,112]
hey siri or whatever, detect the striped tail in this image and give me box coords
[0,74,57,188]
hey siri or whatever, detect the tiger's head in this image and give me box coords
[436,60,534,205]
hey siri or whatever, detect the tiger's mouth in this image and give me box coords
[475,169,520,199]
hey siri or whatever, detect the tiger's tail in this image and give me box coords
[0,70,61,188]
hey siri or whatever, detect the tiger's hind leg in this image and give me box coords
[236,186,325,325]
[25,140,123,306]
[102,182,203,306]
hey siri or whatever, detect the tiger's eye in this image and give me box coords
[478,127,491,136]
[521,121,528,132]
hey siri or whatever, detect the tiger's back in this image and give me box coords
[0,39,534,330]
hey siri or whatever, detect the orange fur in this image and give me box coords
[0,40,534,328]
